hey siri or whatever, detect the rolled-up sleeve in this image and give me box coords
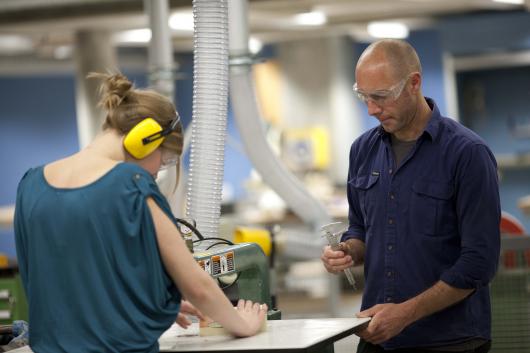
[440,143,501,289]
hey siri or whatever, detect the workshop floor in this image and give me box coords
[277,291,363,353]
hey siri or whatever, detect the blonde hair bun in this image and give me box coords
[88,72,134,111]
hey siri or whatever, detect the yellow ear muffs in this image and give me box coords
[123,118,165,159]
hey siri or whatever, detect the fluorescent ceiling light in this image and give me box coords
[293,11,327,26]
[249,37,263,54]
[169,11,194,31]
[54,45,72,60]
[114,29,151,43]
[492,0,523,3]
[0,34,33,54]
[367,22,409,39]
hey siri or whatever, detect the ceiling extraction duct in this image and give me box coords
[144,0,174,100]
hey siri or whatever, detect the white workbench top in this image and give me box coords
[9,317,370,353]
[160,317,369,352]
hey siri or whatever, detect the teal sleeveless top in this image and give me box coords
[14,163,181,353]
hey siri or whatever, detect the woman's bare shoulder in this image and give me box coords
[44,154,121,189]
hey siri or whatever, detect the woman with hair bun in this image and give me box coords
[14,72,266,353]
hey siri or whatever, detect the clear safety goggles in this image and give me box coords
[353,74,410,106]
[160,147,180,170]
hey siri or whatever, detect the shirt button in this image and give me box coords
[387,271,393,277]
[386,297,392,302]
[387,245,393,251]
[389,193,395,200]
[389,169,393,174]
[134,174,141,180]
[388,218,394,225]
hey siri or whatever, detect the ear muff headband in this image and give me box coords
[142,115,181,144]
[123,115,181,159]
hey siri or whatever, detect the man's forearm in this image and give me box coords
[402,281,474,325]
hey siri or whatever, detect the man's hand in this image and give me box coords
[355,281,474,345]
[176,300,209,329]
[356,302,415,345]
[320,244,353,274]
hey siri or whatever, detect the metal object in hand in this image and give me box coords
[321,222,357,289]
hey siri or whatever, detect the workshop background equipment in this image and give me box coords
[0,263,27,325]
[491,235,530,352]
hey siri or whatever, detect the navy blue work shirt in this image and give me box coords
[342,98,500,349]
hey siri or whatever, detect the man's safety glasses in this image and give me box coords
[353,75,410,106]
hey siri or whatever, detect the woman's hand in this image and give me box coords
[233,299,268,337]
[176,300,208,329]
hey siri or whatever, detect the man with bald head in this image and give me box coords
[321,39,500,352]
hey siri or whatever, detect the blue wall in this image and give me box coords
[0,76,79,203]
[439,11,530,56]
[457,66,530,230]
[458,66,530,154]
[0,76,79,257]
[442,10,530,231]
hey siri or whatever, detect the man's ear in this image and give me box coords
[410,72,422,94]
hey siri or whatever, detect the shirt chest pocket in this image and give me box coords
[411,180,456,236]
[349,174,379,226]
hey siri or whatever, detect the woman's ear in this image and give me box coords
[134,148,163,178]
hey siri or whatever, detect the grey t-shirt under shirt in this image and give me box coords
[391,134,416,167]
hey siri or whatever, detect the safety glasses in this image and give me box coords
[160,147,179,170]
[353,74,410,106]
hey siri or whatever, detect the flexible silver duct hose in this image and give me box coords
[228,1,338,315]
[229,69,331,231]
[186,0,229,238]
[228,0,330,232]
